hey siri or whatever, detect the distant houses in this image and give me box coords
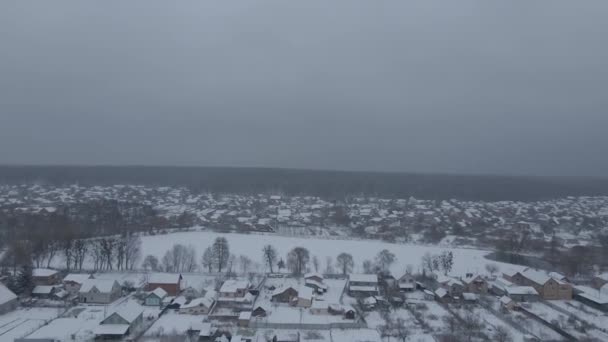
[79,279,121,304]
[504,268,572,300]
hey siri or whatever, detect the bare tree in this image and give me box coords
[262,244,277,273]
[73,239,88,271]
[124,235,142,270]
[376,249,396,272]
[142,255,160,271]
[287,247,310,276]
[201,247,214,273]
[485,263,499,278]
[312,255,320,272]
[336,253,354,275]
[212,237,230,273]
[239,255,252,274]
[394,317,409,342]
[439,251,454,275]
[324,256,335,274]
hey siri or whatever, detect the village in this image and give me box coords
[1,247,608,342]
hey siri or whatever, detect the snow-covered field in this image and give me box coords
[138,231,523,277]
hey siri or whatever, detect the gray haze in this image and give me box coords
[1,1,607,177]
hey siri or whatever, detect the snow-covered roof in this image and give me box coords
[33,268,58,277]
[94,324,130,336]
[435,288,448,297]
[0,284,17,305]
[63,273,92,284]
[349,274,378,283]
[181,296,214,309]
[238,311,252,320]
[506,286,539,296]
[500,295,514,305]
[106,301,143,324]
[521,268,551,285]
[32,285,55,294]
[298,286,313,301]
[219,279,249,293]
[462,293,478,301]
[148,273,181,284]
[80,279,119,294]
[198,322,215,337]
[304,272,323,280]
[149,287,167,299]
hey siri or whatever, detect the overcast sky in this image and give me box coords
[1,1,607,177]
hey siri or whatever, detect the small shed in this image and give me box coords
[238,311,251,327]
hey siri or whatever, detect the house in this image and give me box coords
[434,288,451,303]
[198,322,217,342]
[573,287,608,312]
[304,273,328,293]
[437,276,464,298]
[296,286,313,307]
[506,268,572,300]
[397,273,415,292]
[179,296,215,315]
[460,274,488,294]
[272,332,300,342]
[79,279,121,304]
[145,273,183,296]
[310,300,328,315]
[348,274,379,296]
[252,305,268,317]
[591,273,608,290]
[271,286,298,303]
[0,284,17,315]
[219,280,250,298]
[32,285,56,298]
[462,292,478,303]
[238,311,251,327]
[63,273,93,293]
[499,296,516,311]
[94,301,143,340]
[32,268,60,286]
[506,286,539,302]
[144,287,168,306]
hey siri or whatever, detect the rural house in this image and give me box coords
[0,284,17,315]
[32,268,60,286]
[63,273,93,293]
[348,274,379,296]
[144,287,168,306]
[79,279,121,304]
[145,273,183,296]
[94,301,143,340]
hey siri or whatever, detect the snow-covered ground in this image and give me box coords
[0,307,61,341]
[137,231,523,277]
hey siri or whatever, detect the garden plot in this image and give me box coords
[450,305,527,342]
[143,311,204,338]
[525,302,605,340]
[511,309,565,341]
[0,307,60,341]
[550,300,608,328]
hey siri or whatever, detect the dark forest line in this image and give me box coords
[1,165,608,201]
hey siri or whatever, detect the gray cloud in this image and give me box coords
[1,0,607,176]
